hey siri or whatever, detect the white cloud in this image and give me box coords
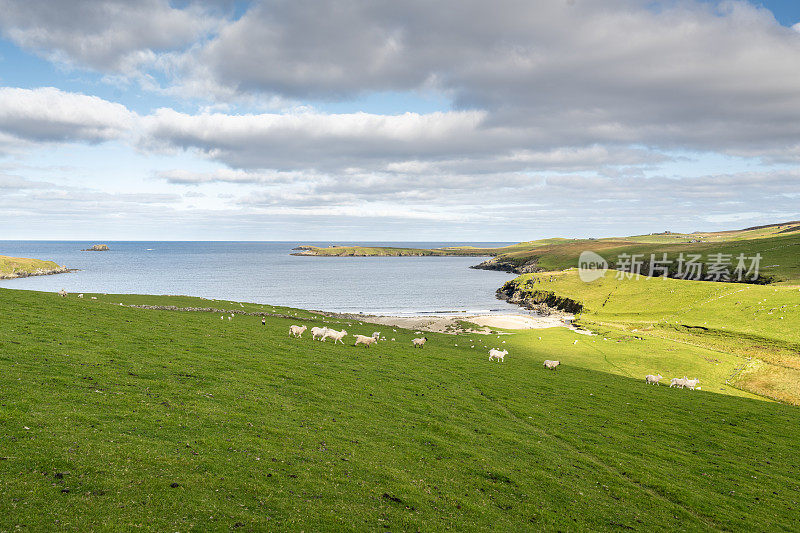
[0,87,135,144]
[0,0,221,72]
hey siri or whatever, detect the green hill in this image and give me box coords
[296,222,800,284]
[2,288,800,530]
[0,255,67,279]
[500,270,800,403]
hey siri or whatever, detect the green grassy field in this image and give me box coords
[2,288,800,530]
[0,255,66,279]
[502,270,800,403]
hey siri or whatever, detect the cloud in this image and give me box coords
[175,0,800,157]
[0,87,135,144]
[0,0,221,72]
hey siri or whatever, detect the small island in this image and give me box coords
[0,255,73,279]
[82,244,110,251]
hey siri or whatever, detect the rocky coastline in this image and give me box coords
[0,266,77,280]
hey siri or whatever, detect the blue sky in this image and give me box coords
[1,0,799,240]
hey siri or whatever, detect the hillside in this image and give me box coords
[0,255,69,279]
[295,222,800,284]
[500,270,800,403]
[2,288,800,530]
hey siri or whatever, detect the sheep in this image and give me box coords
[77,294,84,299]
[543,360,560,370]
[322,328,347,344]
[645,374,663,385]
[289,325,307,338]
[311,326,329,341]
[411,337,427,348]
[354,334,377,348]
[684,378,700,390]
[372,332,381,339]
[57,289,68,298]
[90,296,97,300]
[221,316,224,320]
[488,348,507,362]
[670,377,688,388]
[227,316,232,321]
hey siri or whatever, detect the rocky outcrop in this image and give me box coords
[496,279,583,315]
[82,244,110,251]
[471,257,541,274]
[0,266,75,280]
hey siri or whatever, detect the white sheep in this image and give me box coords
[57,289,68,298]
[289,325,307,338]
[543,360,560,370]
[645,374,663,385]
[684,378,700,390]
[91,296,97,300]
[670,377,688,388]
[322,328,347,344]
[311,326,329,341]
[372,332,381,339]
[77,294,84,299]
[354,334,377,347]
[411,337,427,348]
[488,348,507,362]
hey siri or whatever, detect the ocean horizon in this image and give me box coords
[0,241,522,315]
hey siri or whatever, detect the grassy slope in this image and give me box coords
[0,255,64,278]
[3,289,800,530]
[504,270,800,403]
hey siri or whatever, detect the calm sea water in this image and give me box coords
[0,241,521,315]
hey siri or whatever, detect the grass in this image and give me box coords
[2,288,800,530]
[502,270,800,403]
[0,255,65,279]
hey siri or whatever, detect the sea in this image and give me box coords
[0,241,523,316]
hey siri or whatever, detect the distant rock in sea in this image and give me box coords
[82,244,110,251]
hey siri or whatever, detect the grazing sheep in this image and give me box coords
[670,377,688,388]
[228,316,232,321]
[645,374,663,385]
[57,289,68,298]
[684,378,700,390]
[289,325,307,338]
[91,296,97,300]
[372,332,381,339]
[411,337,427,348]
[354,334,377,347]
[488,348,507,362]
[543,360,560,370]
[311,326,329,341]
[221,316,224,320]
[77,294,84,299]
[322,328,347,344]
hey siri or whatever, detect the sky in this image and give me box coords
[1,0,799,241]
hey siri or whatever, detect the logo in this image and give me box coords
[578,250,608,283]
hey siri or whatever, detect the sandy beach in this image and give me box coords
[355,312,574,334]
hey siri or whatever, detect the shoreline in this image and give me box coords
[0,267,78,280]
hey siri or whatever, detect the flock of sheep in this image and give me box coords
[289,324,429,349]
[645,373,701,390]
[288,323,704,391]
[288,324,566,371]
